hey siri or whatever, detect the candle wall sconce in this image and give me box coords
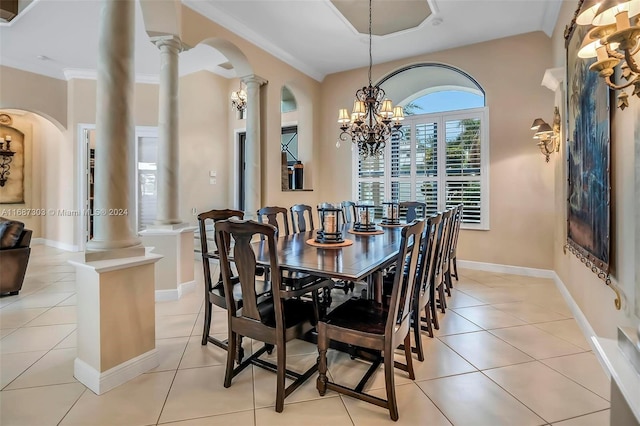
[317,203,344,243]
[381,200,400,225]
[0,135,15,187]
[354,202,377,232]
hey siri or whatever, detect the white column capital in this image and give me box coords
[241,74,268,87]
[150,35,184,53]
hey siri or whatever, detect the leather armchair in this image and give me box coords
[0,228,32,296]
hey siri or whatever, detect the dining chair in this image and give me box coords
[216,219,328,413]
[441,206,458,296]
[258,205,325,290]
[197,209,270,352]
[433,208,454,311]
[449,204,463,281]
[411,213,442,361]
[316,219,424,421]
[399,201,426,223]
[290,204,315,233]
[290,204,335,309]
[340,200,356,223]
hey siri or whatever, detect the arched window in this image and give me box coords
[354,64,489,229]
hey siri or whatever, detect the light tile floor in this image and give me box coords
[0,246,612,425]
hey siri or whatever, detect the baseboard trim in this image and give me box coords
[32,238,79,252]
[457,260,555,278]
[551,271,598,353]
[74,348,159,395]
[155,279,196,302]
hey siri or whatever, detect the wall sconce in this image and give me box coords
[576,0,640,110]
[531,107,561,162]
[0,135,15,187]
[230,82,247,112]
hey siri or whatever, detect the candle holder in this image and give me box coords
[316,203,344,244]
[381,200,400,225]
[353,202,377,232]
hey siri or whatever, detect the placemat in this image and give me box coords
[347,228,384,235]
[305,238,353,248]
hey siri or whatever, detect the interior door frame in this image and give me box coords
[233,127,247,211]
[77,124,158,251]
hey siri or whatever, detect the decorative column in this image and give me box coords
[71,0,161,395]
[153,35,182,226]
[241,74,267,219]
[139,34,195,300]
[85,0,143,260]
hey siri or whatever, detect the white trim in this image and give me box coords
[63,68,160,85]
[551,271,598,352]
[154,279,196,302]
[456,260,555,278]
[183,1,323,82]
[31,238,79,252]
[74,349,159,395]
[77,123,94,251]
[0,0,41,27]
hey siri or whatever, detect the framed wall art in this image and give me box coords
[564,3,612,274]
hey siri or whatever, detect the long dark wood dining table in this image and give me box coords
[252,224,404,302]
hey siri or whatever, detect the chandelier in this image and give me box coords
[337,0,404,158]
[230,81,247,112]
[576,0,640,110]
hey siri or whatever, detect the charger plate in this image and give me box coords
[306,238,353,248]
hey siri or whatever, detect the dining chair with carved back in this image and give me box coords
[399,201,427,223]
[257,206,327,295]
[449,204,463,282]
[197,209,270,353]
[290,203,335,310]
[433,208,454,313]
[316,219,424,421]
[216,219,328,413]
[340,201,357,224]
[411,212,443,361]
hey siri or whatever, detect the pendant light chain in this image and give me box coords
[368,0,372,86]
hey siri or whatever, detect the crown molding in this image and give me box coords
[63,68,160,84]
[183,0,324,82]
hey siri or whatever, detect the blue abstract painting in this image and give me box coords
[566,22,611,271]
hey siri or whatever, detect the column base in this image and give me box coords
[85,243,145,262]
[139,224,196,301]
[74,349,158,395]
[69,252,163,395]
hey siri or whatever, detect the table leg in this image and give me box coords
[373,271,383,304]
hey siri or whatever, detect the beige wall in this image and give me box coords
[182,6,323,213]
[319,32,556,270]
[551,1,639,338]
[0,66,67,129]
[179,70,230,223]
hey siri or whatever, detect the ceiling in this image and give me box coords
[0,0,562,83]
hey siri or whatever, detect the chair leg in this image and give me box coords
[275,340,286,413]
[316,324,328,396]
[430,286,440,330]
[438,284,446,313]
[453,257,459,281]
[201,300,212,346]
[445,271,452,296]
[412,310,424,362]
[403,333,415,379]
[224,331,236,388]
[423,305,434,338]
[383,347,399,421]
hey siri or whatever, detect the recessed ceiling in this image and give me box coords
[0,0,562,83]
[331,0,432,36]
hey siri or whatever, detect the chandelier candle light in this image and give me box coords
[575,0,640,109]
[337,0,404,158]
